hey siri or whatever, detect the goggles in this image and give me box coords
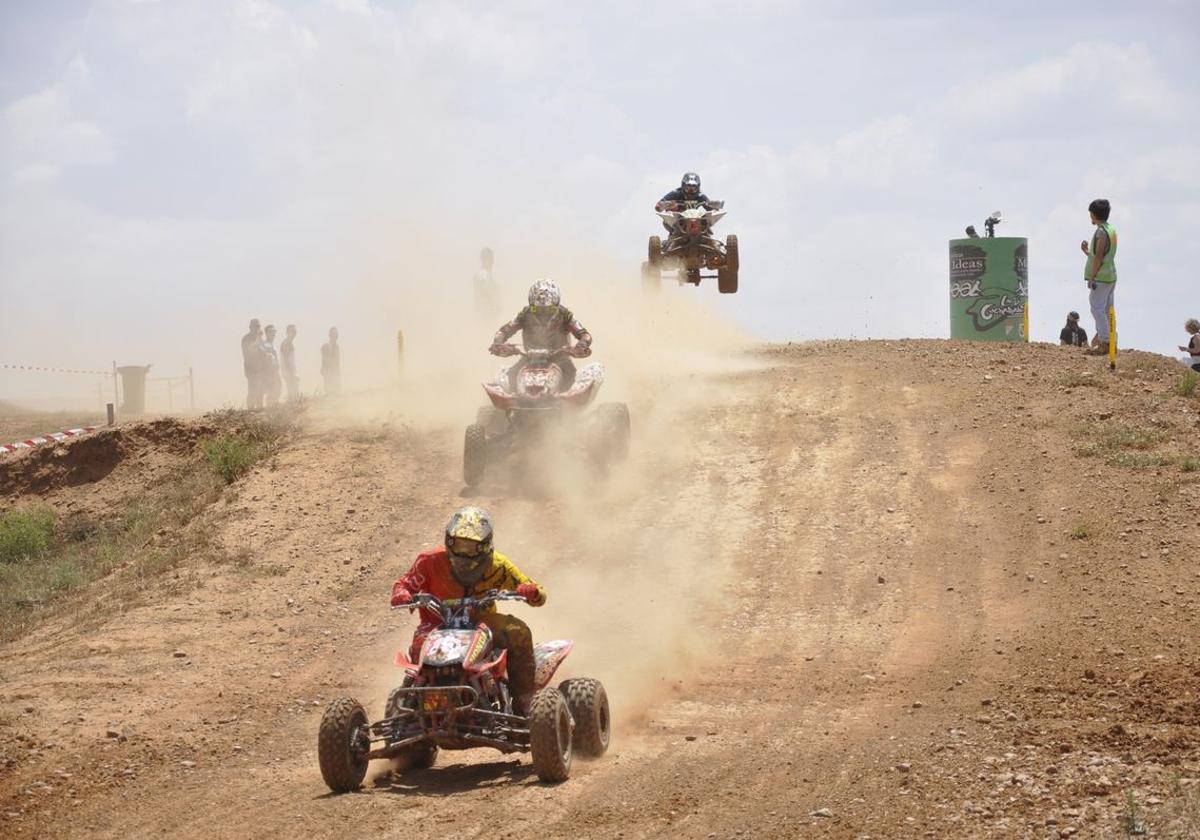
[448,536,487,558]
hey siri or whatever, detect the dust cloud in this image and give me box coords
[348,244,763,726]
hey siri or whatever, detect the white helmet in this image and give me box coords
[528,278,561,312]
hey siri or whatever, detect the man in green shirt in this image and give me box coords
[1079,198,1117,356]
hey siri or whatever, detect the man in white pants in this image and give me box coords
[1079,199,1117,356]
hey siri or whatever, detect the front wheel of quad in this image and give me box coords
[476,405,505,434]
[641,261,660,294]
[648,235,662,266]
[318,697,370,793]
[558,678,610,758]
[529,686,573,783]
[463,423,487,487]
[595,403,631,463]
[384,683,438,770]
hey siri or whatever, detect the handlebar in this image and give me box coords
[656,200,724,212]
[392,589,528,615]
[489,344,590,359]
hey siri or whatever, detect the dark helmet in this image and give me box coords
[681,172,701,198]
[444,506,494,587]
[1067,311,1080,322]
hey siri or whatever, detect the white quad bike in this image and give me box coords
[464,345,631,489]
[643,200,739,294]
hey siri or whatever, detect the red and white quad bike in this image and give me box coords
[317,591,611,792]
[643,199,739,294]
[463,345,631,488]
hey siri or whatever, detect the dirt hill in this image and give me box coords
[0,340,1197,839]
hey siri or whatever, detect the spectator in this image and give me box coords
[281,324,299,401]
[240,318,265,409]
[474,247,498,318]
[262,324,282,406]
[1181,318,1200,372]
[1059,311,1088,347]
[320,327,341,396]
[1079,198,1118,356]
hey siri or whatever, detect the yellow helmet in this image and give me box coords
[444,506,494,586]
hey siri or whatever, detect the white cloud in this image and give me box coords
[0,84,113,174]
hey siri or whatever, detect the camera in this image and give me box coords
[983,211,1002,238]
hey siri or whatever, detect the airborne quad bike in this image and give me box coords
[643,199,739,294]
[463,345,631,488]
[317,591,611,791]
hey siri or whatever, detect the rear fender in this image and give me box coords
[532,639,574,691]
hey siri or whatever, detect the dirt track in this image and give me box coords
[2,340,1198,839]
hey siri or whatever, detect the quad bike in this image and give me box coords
[463,345,631,488]
[317,590,611,791]
[643,199,739,294]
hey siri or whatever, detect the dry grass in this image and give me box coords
[1175,370,1198,398]
[0,411,296,640]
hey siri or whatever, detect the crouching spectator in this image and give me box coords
[1060,311,1087,347]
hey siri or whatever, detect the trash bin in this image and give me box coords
[117,365,152,416]
[948,237,1028,342]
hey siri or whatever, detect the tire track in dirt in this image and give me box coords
[3,341,1197,839]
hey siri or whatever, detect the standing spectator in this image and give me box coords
[1079,198,1118,356]
[1181,318,1200,372]
[474,247,497,319]
[281,324,299,401]
[240,318,265,409]
[262,324,282,406]
[1059,311,1088,347]
[320,327,341,396]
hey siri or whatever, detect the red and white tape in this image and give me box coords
[2,364,113,376]
[1,426,99,454]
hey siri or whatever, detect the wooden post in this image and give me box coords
[112,361,119,418]
[397,330,405,378]
[106,403,115,426]
[188,367,196,413]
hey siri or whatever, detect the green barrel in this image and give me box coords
[948,237,1028,341]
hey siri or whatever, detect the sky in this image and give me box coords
[1,0,1198,409]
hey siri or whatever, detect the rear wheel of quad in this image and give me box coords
[718,236,739,294]
[317,697,370,793]
[384,682,438,770]
[648,235,662,266]
[595,403,631,463]
[717,265,738,294]
[529,686,573,782]
[463,423,487,487]
[641,261,660,294]
[558,678,610,758]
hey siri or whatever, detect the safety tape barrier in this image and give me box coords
[1,426,99,454]
[2,364,113,376]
